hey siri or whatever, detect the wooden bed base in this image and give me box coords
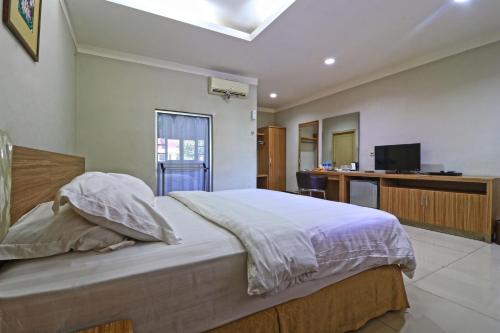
[210,265,408,333]
[77,265,408,333]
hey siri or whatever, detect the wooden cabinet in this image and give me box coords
[257,126,286,191]
[316,172,499,242]
[381,186,489,238]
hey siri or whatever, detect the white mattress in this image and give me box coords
[0,195,406,333]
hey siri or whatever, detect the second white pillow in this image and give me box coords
[53,172,180,244]
[0,202,133,260]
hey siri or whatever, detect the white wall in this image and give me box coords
[276,41,500,191]
[76,54,257,192]
[0,1,76,154]
[257,111,275,128]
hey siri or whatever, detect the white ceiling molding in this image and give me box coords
[246,0,296,41]
[277,32,500,112]
[59,0,257,86]
[77,44,258,85]
[257,107,278,114]
[59,0,78,48]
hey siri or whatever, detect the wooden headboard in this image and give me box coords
[10,146,85,224]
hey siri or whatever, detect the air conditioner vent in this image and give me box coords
[209,77,249,99]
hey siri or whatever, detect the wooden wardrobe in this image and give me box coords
[257,126,286,191]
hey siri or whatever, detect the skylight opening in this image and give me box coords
[106,0,296,41]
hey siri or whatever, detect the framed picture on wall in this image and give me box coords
[2,0,42,61]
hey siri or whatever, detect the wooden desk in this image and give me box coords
[311,171,500,242]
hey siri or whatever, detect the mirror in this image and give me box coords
[298,121,319,171]
[321,112,360,170]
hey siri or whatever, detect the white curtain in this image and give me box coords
[156,112,210,195]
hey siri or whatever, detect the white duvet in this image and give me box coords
[169,189,416,295]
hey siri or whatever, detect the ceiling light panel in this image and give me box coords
[324,58,336,65]
[106,0,296,41]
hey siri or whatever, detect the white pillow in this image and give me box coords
[53,172,180,244]
[0,202,134,260]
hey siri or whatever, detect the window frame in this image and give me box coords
[155,109,213,192]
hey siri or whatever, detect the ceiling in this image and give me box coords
[64,0,500,110]
[104,0,296,40]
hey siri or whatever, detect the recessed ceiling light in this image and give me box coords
[270,93,278,99]
[454,0,469,3]
[324,58,336,65]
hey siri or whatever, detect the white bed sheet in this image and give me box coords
[170,189,415,295]
[0,194,410,333]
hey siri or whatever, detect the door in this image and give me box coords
[427,191,452,228]
[428,191,487,233]
[457,193,487,233]
[416,190,438,225]
[332,131,355,167]
[268,127,286,191]
[257,128,270,177]
[407,189,426,222]
[156,111,212,195]
[380,186,409,218]
[380,187,424,222]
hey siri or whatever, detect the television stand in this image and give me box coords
[310,170,500,242]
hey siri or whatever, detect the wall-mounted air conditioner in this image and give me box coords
[209,77,249,99]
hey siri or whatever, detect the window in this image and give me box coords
[156,111,212,195]
[198,139,205,162]
[157,138,165,162]
[167,139,180,161]
[157,138,206,163]
[183,140,195,161]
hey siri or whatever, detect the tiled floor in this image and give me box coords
[354,225,500,333]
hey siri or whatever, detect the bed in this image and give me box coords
[0,146,415,333]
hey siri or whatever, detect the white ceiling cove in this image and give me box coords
[104,0,296,41]
[64,0,500,110]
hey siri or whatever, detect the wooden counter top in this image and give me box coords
[309,170,498,184]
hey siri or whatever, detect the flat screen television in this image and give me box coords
[374,143,421,172]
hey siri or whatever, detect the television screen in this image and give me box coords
[375,143,421,172]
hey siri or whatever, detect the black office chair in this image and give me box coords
[296,171,328,199]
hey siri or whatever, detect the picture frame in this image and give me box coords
[2,0,42,62]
